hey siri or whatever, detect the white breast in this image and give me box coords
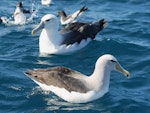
[14,7,26,25]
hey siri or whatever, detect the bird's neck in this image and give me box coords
[14,7,26,25]
[60,15,67,23]
[14,7,22,14]
[88,65,111,92]
[60,12,67,22]
[39,28,62,53]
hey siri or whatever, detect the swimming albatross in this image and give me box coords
[32,14,107,54]
[24,54,130,103]
[58,6,88,25]
[13,1,27,25]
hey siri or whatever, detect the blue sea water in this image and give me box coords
[0,0,150,113]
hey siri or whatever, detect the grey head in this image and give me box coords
[17,1,23,8]
[58,10,67,18]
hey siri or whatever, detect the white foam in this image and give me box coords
[1,3,38,26]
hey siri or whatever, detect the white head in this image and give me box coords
[32,14,59,35]
[95,54,130,77]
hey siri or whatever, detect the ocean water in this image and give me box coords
[0,0,150,113]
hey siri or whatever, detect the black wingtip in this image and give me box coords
[99,19,108,28]
[80,6,88,12]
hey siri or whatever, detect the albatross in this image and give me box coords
[24,54,130,103]
[13,1,27,25]
[58,6,88,25]
[32,14,107,54]
[13,1,36,25]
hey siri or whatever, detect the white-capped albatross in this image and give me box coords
[32,14,107,54]
[13,1,27,25]
[58,6,88,25]
[24,54,130,103]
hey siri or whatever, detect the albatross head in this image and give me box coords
[95,54,130,77]
[32,14,59,35]
[58,10,67,17]
[17,1,23,8]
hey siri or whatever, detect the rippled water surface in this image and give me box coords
[0,0,150,113]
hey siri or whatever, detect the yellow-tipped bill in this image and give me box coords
[116,63,130,77]
[31,21,44,36]
[31,30,35,36]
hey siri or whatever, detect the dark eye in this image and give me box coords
[45,19,51,22]
[110,60,116,63]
